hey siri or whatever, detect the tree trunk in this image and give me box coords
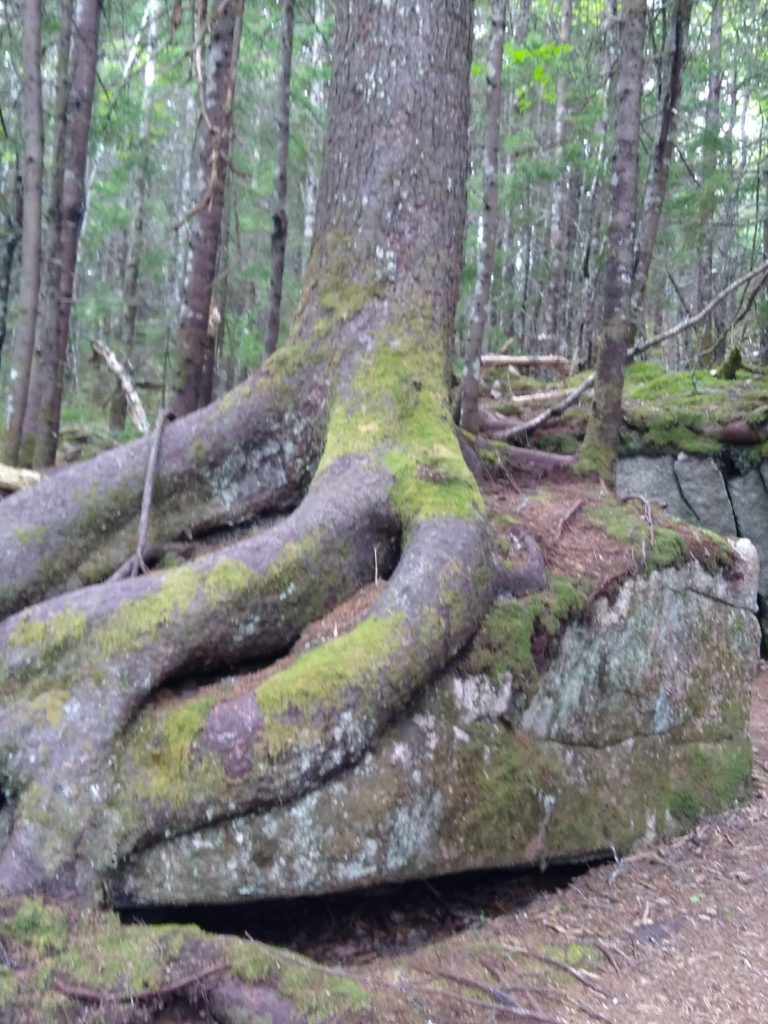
[542,0,573,353]
[110,0,158,433]
[630,0,693,332]
[264,0,295,358]
[760,154,768,363]
[18,0,74,466]
[696,0,723,366]
[0,156,22,372]
[0,0,493,924]
[460,0,506,434]
[171,0,243,417]
[578,0,646,482]
[4,0,43,465]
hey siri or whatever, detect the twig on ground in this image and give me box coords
[551,497,586,544]
[54,961,229,1003]
[497,944,611,997]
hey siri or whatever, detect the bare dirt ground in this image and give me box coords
[358,664,768,1023]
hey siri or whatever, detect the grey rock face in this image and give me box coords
[112,542,759,908]
[616,456,693,521]
[673,454,737,536]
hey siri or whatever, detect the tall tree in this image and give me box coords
[460,0,506,434]
[630,0,694,331]
[16,0,100,467]
[264,0,296,358]
[0,0,495,916]
[579,0,646,481]
[4,0,43,464]
[171,0,244,416]
[696,0,723,364]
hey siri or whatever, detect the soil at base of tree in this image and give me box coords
[353,663,768,1024]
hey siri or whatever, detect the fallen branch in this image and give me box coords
[0,463,41,492]
[498,943,611,997]
[486,258,768,441]
[551,497,586,544]
[54,961,229,1004]
[91,340,150,435]
[483,353,571,379]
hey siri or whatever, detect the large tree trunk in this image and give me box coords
[171,0,243,416]
[3,0,43,464]
[578,0,646,482]
[0,0,492,927]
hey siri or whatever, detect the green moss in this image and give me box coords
[9,607,86,653]
[256,614,404,753]
[0,967,19,1007]
[203,557,254,601]
[93,565,199,657]
[319,326,481,527]
[13,525,47,547]
[633,423,722,457]
[667,741,752,827]
[456,730,559,854]
[586,499,689,574]
[464,574,586,687]
[543,942,601,968]
[28,689,69,728]
[8,898,68,955]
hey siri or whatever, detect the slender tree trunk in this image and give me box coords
[110,0,158,433]
[4,0,43,464]
[460,0,506,433]
[542,0,573,353]
[300,0,326,276]
[0,160,22,371]
[761,156,768,363]
[23,0,100,468]
[264,0,295,359]
[630,0,693,332]
[579,0,646,481]
[18,0,74,466]
[696,0,722,366]
[171,0,244,417]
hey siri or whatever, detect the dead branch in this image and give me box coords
[91,340,150,434]
[630,257,768,359]
[108,407,174,580]
[551,497,586,544]
[487,386,579,407]
[54,961,228,1003]
[489,374,595,441]
[498,944,611,997]
[0,463,41,492]
[483,353,571,379]
[484,260,768,442]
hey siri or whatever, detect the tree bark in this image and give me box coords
[630,0,693,330]
[460,0,506,434]
[18,0,74,466]
[696,0,723,366]
[110,0,158,433]
[578,0,646,482]
[4,0,43,465]
[264,0,295,358]
[542,0,573,352]
[0,0,491,914]
[171,0,243,416]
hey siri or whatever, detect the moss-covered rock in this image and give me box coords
[112,537,759,905]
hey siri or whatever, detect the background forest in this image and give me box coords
[0,0,766,468]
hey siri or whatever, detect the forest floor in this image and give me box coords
[354,662,768,1023]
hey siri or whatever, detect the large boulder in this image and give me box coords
[113,540,759,907]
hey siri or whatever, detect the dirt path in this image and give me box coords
[361,666,768,1023]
